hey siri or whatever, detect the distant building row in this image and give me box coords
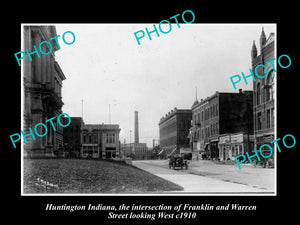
[63,117,121,159]
[64,116,151,160]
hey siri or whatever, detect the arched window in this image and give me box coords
[266,71,275,101]
[257,82,261,105]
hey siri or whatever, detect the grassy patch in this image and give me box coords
[23,158,183,194]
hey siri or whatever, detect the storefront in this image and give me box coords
[219,134,230,161]
[192,140,203,160]
[218,132,254,161]
[255,134,274,158]
[81,144,100,158]
[210,139,219,160]
[230,133,244,159]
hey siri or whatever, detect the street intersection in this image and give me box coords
[132,159,275,194]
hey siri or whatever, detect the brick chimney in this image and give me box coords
[134,111,139,144]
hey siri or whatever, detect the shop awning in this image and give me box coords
[157,149,165,156]
[180,148,192,154]
[169,148,178,156]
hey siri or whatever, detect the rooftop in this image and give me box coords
[159,107,192,124]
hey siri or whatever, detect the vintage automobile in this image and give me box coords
[169,154,188,170]
[251,149,274,168]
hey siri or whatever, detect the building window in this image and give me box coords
[266,71,275,101]
[83,135,86,143]
[271,108,275,128]
[89,135,92,143]
[213,104,215,117]
[257,83,261,105]
[267,109,271,128]
[106,133,116,143]
[257,112,262,130]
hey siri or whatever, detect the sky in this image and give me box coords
[54,24,276,147]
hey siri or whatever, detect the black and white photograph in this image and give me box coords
[4,3,299,222]
[20,23,276,195]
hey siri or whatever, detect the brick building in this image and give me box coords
[81,123,120,159]
[23,26,66,157]
[63,117,83,157]
[251,28,275,155]
[191,90,253,160]
[158,108,192,157]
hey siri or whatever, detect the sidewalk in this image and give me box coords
[133,160,267,194]
[187,160,275,191]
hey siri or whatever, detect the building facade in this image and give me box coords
[63,117,83,157]
[158,108,192,157]
[191,90,253,160]
[81,124,121,159]
[251,28,275,156]
[23,26,66,157]
[121,143,151,160]
[218,132,254,161]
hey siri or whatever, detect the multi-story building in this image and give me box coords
[191,90,253,160]
[81,123,121,159]
[63,117,83,157]
[251,28,275,156]
[23,26,66,157]
[158,108,192,157]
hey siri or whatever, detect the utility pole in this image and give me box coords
[81,99,83,119]
[130,130,132,156]
[109,104,111,124]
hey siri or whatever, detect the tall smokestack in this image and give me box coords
[134,111,139,144]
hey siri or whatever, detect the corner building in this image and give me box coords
[251,28,275,156]
[23,26,66,157]
[191,90,253,160]
[81,124,120,159]
[158,108,192,157]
